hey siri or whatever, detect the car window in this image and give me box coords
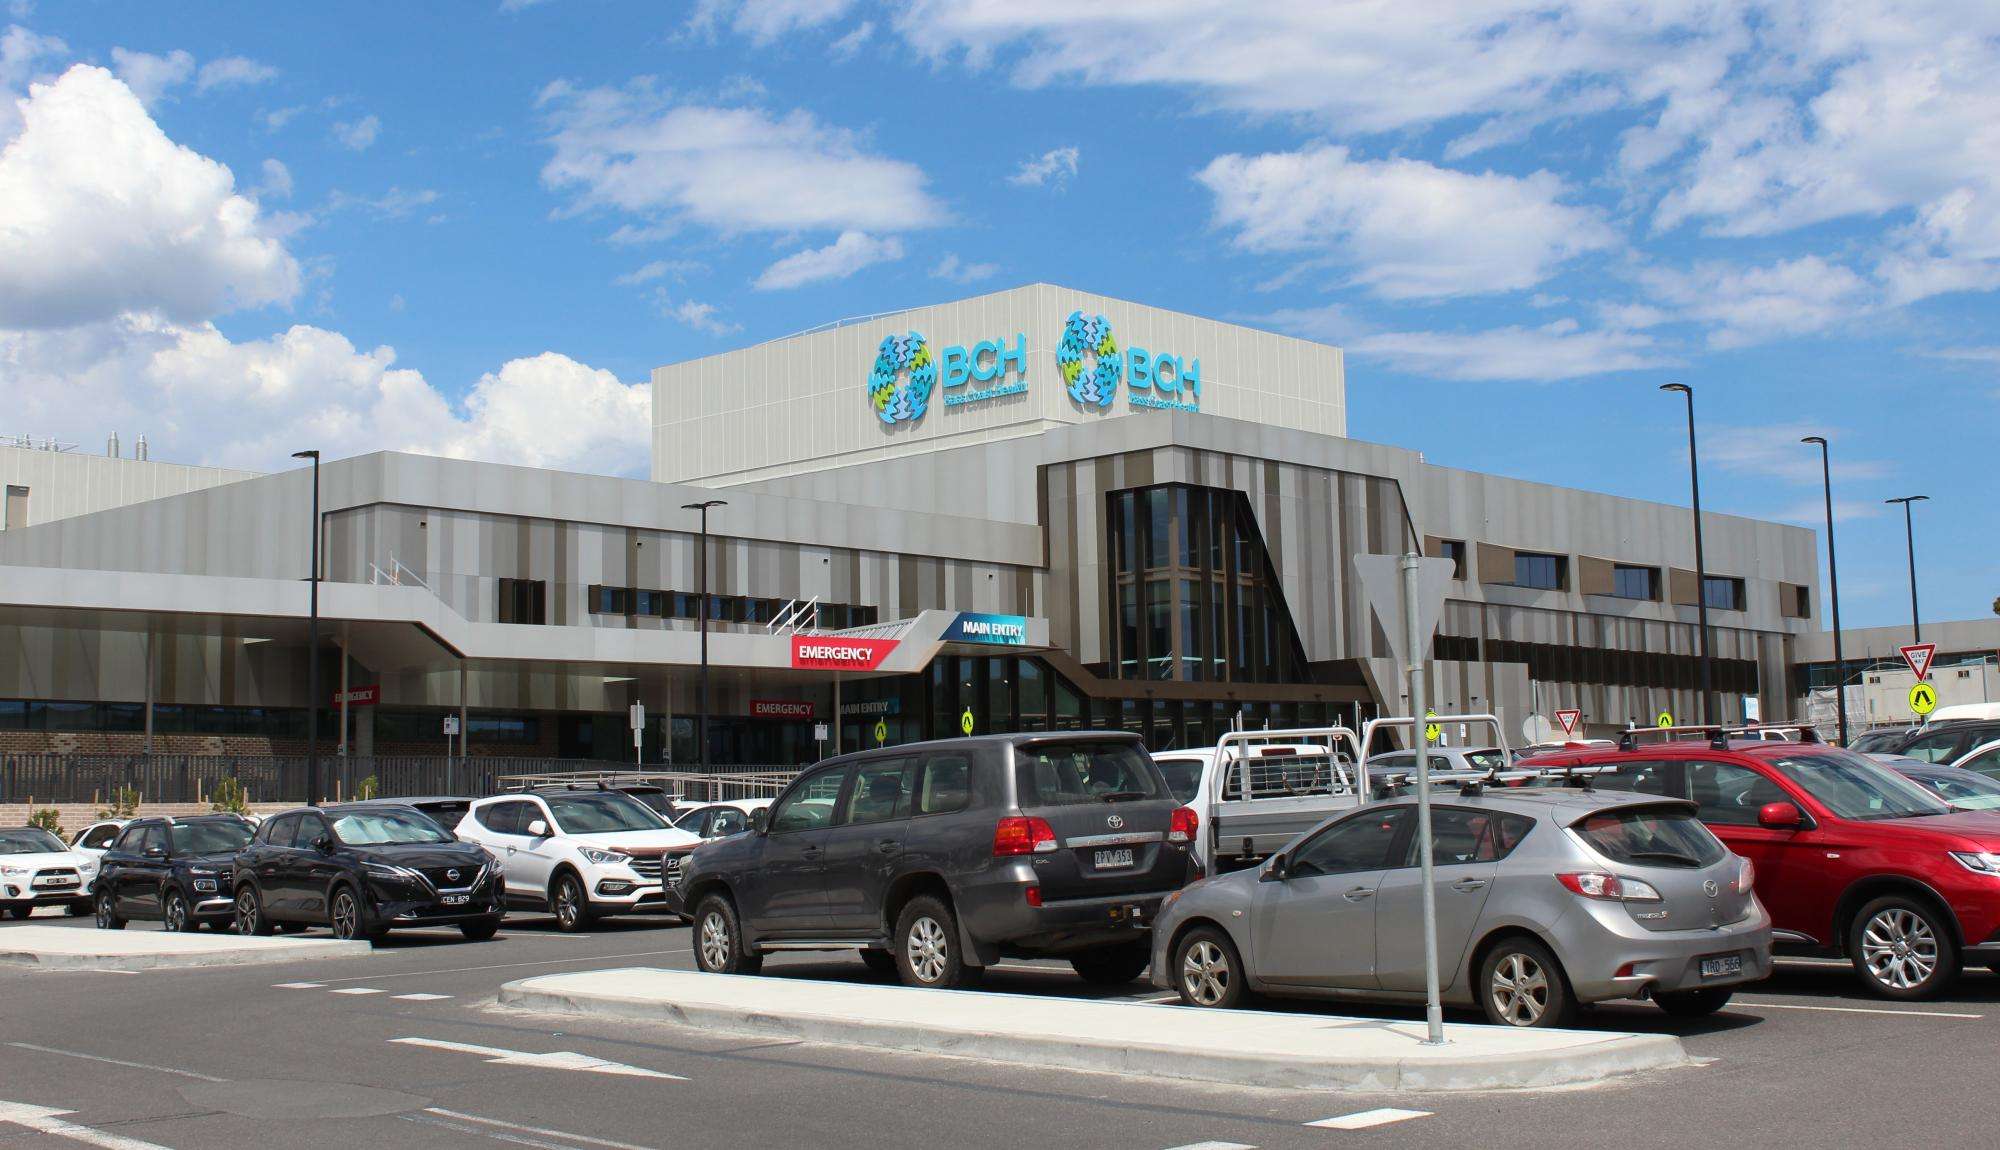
[771,767,850,834]
[1573,806,1726,868]
[916,755,973,816]
[112,825,148,852]
[673,808,709,832]
[1153,757,1203,804]
[1406,807,1534,866]
[292,814,330,848]
[1957,745,2000,779]
[1019,741,1160,807]
[259,814,298,846]
[79,824,121,850]
[170,821,253,855]
[1766,751,1951,821]
[1687,760,1793,826]
[1568,760,1678,796]
[708,808,748,837]
[1290,808,1410,878]
[843,758,915,826]
[139,825,169,853]
[0,828,65,853]
[1463,749,1510,773]
[1916,770,2000,810]
[1901,731,1965,764]
[478,801,525,835]
[543,792,668,834]
[331,810,453,845]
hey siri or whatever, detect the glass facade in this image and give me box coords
[1611,564,1658,600]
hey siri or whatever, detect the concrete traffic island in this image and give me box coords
[0,926,372,971]
[497,967,1691,1092]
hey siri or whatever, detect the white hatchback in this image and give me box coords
[1,826,98,918]
[457,787,701,932]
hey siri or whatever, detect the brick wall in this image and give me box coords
[0,802,293,839]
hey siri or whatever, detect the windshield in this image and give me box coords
[1464,749,1509,772]
[170,821,253,855]
[330,810,454,846]
[1154,759,1202,804]
[1573,807,1726,868]
[545,791,669,833]
[1911,769,2000,811]
[1768,751,1951,820]
[1018,741,1161,806]
[0,829,65,854]
[621,788,676,815]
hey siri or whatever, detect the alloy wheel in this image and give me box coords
[1490,952,1549,1026]
[1181,940,1231,1006]
[1862,907,1938,990]
[234,889,259,935]
[331,891,359,941]
[699,910,731,970]
[95,892,115,929]
[906,915,949,984]
[555,881,580,930]
[164,894,187,932]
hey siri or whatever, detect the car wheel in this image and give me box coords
[692,894,761,975]
[459,918,500,942]
[65,900,90,917]
[1069,940,1152,985]
[277,922,308,934]
[4,905,31,920]
[94,890,126,931]
[551,873,596,934]
[1174,926,1245,1009]
[234,886,274,936]
[859,948,898,977]
[1655,987,1734,1018]
[329,887,381,944]
[895,895,967,989]
[1852,895,1960,999]
[162,890,190,933]
[1479,937,1576,1028]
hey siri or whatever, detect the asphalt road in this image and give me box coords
[3,908,1998,1150]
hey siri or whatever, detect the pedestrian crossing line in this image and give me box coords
[1305,1108,1431,1130]
[392,993,453,1001]
[1164,1142,1257,1150]
[328,987,386,996]
[273,982,325,989]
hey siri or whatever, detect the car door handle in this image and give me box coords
[800,846,822,858]
[1452,878,1489,892]
[876,841,901,854]
[1343,887,1375,902]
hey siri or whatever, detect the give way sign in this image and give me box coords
[1900,643,1937,682]
[1554,709,1583,738]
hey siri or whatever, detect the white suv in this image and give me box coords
[458,787,700,932]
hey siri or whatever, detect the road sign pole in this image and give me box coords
[1403,552,1445,1047]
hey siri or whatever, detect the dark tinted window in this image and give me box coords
[1900,730,1966,764]
[1292,807,1409,877]
[139,825,169,854]
[260,814,299,846]
[1546,760,1677,796]
[113,825,149,852]
[1018,741,1160,807]
[292,814,330,848]
[1513,552,1565,590]
[170,821,253,855]
[1406,807,1534,866]
[708,808,749,837]
[771,767,848,834]
[1573,806,1725,868]
[1153,757,1203,804]
[916,755,973,815]
[1686,761,1791,825]
[477,801,525,835]
[843,758,914,826]
[544,792,667,833]
[79,824,122,850]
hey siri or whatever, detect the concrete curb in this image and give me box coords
[0,934,372,971]
[496,970,1691,1092]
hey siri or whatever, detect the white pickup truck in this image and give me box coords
[1151,727,1369,876]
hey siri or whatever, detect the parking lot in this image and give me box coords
[3,909,1997,1150]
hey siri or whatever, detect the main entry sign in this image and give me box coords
[790,636,899,672]
[945,612,1028,646]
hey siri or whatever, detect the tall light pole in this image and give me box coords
[1885,495,1930,644]
[1660,384,1715,725]
[292,450,322,805]
[1802,437,1848,745]
[681,499,727,772]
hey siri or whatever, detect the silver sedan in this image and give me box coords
[1151,788,1773,1027]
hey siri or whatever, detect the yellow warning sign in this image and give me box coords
[874,719,888,745]
[1910,682,1938,717]
[1657,710,1674,728]
[960,708,975,736]
[1424,709,1441,743]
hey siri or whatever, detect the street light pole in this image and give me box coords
[1802,437,1848,746]
[291,450,321,805]
[681,499,727,772]
[1885,495,1930,644]
[1660,384,1715,724]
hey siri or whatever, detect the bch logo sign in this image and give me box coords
[1058,311,1120,408]
[868,332,937,425]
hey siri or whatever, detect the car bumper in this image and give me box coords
[364,883,506,928]
[4,882,91,905]
[956,867,1168,956]
[587,876,679,915]
[1553,898,1775,1003]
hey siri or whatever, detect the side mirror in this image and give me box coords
[526,819,550,838]
[144,845,167,859]
[1259,854,1288,882]
[314,834,335,853]
[751,808,769,834]
[1757,802,1804,830]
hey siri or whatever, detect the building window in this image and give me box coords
[589,585,630,615]
[1788,584,1811,619]
[1512,552,1566,591]
[497,578,547,624]
[1611,564,1659,601]
[2,485,26,531]
[1702,576,1746,611]
[1439,540,1467,580]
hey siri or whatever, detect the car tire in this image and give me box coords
[4,905,31,920]
[550,873,596,934]
[1851,894,1960,999]
[459,918,501,942]
[692,894,762,975]
[894,895,968,989]
[328,886,383,945]
[234,885,274,937]
[1478,936,1576,1028]
[162,890,191,933]
[1173,926,1246,1009]
[1069,940,1152,985]
[94,890,125,931]
[277,922,308,934]
[65,900,90,917]
[1654,987,1734,1018]
[859,948,898,977]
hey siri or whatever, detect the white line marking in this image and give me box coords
[310,946,691,985]
[329,987,385,995]
[0,1100,177,1149]
[1733,999,1982,1019]
[1164,1142,1258,1150]
[391,992,453,1001]
[391,1037,684,1080]
[6,1043,228,1082]
[1305,1108,1432,1130]
[422,1106,663,1150]
[273,982,324,989]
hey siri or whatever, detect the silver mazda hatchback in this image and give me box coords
[1150,787,1772,1027]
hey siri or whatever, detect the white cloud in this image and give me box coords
[1924,345,2000,364]
[829,21,874,60]
[1704,422,1891,487]
[754,230,902,290]
[1349,320,1668,382]
[1640,256,1873,349]
[260,104,303,131]
[930,252,997,285]
[691,0,854,45]
[256,157,292,199]
[1007,145,1077,189]
[660,294,740,336]
[538,81,945,235]
[1198,145,1617,300]
[196,55,277,92]
[615,259,701,286]
[0,23,65,137]
[327,185,441,220]
[0,65,299,328]
[1770,497,1885,526]
[108,46,192,106]
[331,113,379,151]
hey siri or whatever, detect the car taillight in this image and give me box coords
[993,816,1059,856]
[1557,872,1663,902]
[1734,856,1756,894]
[1168,807,1199,845]
[1025,886,1042,907]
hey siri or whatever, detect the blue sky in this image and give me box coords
[2,1,1996,629]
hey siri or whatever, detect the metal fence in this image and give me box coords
[0,754,801,806]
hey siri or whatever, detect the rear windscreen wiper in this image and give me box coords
[1098,790,1148,803]
[1627,851,1700,866]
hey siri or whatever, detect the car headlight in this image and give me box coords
[362,861,424,883]
[578,847,629,866]
[0,865,27,877]
[77,860,97,873]
[1950,851,2000,875]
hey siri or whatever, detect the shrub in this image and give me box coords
[98,786,140,820]
[28,808,63,836]
[356,775,379,801]
[209,776,250,815]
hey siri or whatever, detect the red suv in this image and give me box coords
[1524,731,2000,999]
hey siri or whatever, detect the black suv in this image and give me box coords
[1879,719,2000,766]
[678,732,1195,989]
[232,804,504,944]
[95,815,255,932]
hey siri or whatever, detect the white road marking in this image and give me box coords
[403,1111,581,1150]
[1305,1108,1432,1130]
[328,987,385,995]
[391,992,453,1001]
[1733,999,1982,1019]
[272,982,324,989]
[1164,1142,1257,1150]
[6,1043,228,1083]
[391,1037,685,1080]
[0,1100,177,1150]
[421,1106,663,1150]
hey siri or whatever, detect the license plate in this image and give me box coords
[34,876,77,887]
[1699,954,1743,979]
[1093,848,1135,869]
[440,893,470,906]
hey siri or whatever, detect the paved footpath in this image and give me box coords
[2,913,1998,1150]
